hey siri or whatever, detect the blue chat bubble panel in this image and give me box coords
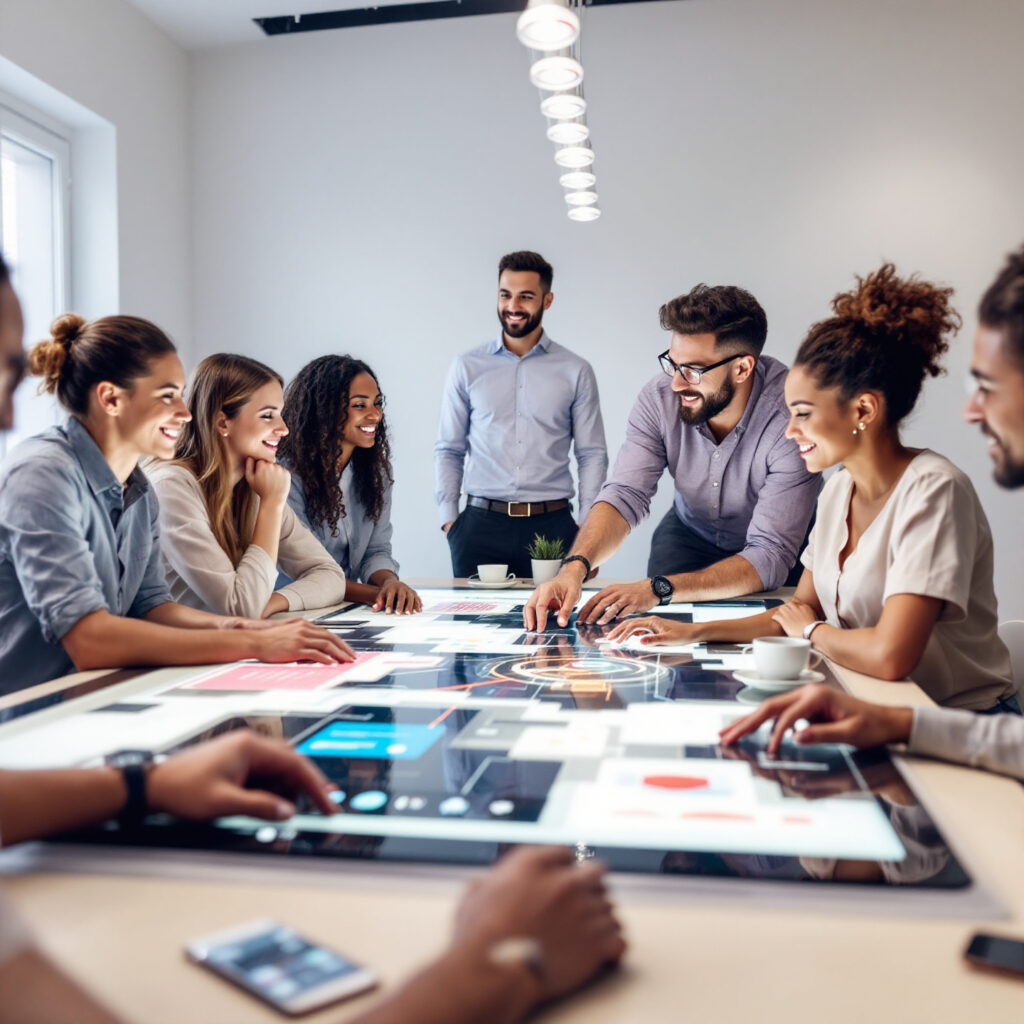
[297,721,441,761]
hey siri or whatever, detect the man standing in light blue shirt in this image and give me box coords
[435,251,608,579]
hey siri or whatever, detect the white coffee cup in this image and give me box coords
[476,564,514,584]
[751,637,822,680]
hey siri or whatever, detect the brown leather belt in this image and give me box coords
[467,496,570,518]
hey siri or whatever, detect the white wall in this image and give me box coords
[0,0,192,350]
[190,0,1024,615]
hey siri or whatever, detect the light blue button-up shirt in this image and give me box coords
[285,464,399,583]
[0,418,172,694]
[433,332,608,526]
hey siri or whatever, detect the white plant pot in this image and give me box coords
[531,558,562,584]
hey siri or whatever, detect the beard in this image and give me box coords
[678,375,735,425]
[984,427,1024,489]
[498,306,544,339]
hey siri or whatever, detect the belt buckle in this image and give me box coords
[507,501,529,518]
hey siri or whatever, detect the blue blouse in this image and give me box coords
[0,419,172,693]
[285,464,398,583]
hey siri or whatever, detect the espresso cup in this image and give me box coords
[477,564,513,584]
[751,637,821,680]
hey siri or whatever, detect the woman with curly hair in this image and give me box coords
[609,264,1017,712]
[147,354,347,619]
[279,355,421,614]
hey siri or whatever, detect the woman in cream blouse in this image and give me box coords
[147,354,346,619]
[610,264,1016,712]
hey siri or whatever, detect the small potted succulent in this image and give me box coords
[527,533,566,584]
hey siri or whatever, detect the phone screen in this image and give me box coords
[965,933,1024,977]
[202,924,365,1006]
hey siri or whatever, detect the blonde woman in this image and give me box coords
[147,354,346,618]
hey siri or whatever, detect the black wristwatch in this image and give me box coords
[650,575,674,606]
[104,749,160,824]
[560,554,592,579]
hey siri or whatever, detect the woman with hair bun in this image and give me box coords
[146,353,347,618]
[0,314,353,694]
[279,354,421,614]
[609,264,1016,712]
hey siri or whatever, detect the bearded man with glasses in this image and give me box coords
[525,283,820,631]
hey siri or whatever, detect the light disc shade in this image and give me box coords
[559,170,596,189]
[546,122,590,145]
[568,206,601,222]
[553,145,595,168]
[516,4,580,51]
[565,190,598,206]
[529,56,584,92]
[541,93,587,120]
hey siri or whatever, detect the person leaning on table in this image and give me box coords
[721,243,1024,770]
[146,353,347,619]
[0,291,354,696]
[0,253,625,1024]
[607,262,1017,714]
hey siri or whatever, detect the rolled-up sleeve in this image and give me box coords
[739,431,820,590]
[0,462,108,642]
[275,505,348,611]
[433,359,471,526]
[571,362,608,519]
[594,387,667,528]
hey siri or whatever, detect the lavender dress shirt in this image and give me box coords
[595,355,820,590]
[434,332,608,526]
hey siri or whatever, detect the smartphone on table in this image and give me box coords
[186,919,377,1015]
[964,932,1024,981]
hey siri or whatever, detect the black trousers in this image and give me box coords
[646,507,807,588]
[447,504,578,580]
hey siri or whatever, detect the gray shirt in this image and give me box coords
[0,419,171,694]
[286,465,399,583]
[434,331,608,526]
[595,355,821,590]
[910,706,1024,781]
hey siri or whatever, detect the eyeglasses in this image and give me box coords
[658,350,744,385]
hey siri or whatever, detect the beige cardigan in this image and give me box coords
[147,462,346,618]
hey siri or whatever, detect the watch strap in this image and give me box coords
[117,762,150,824]
[803,620,827,641]
[560,554,592,579]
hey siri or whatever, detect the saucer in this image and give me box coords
[732,669,825,693]
[466,577,520,589]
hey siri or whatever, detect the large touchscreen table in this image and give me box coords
[0,589,970,890]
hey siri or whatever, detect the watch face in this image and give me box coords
[651,576,673,599]
[105,749,153,768]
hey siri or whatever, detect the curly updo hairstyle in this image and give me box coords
[278,355,393,534]
[795,264,961,426]
[27,313,176,417]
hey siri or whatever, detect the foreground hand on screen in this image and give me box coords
[373,579,422,615]
[523,571,582,631]
[453,846,626,1006]
[718,683,914,755]
[604,615,700,646]
[576,581,658,625]
[248,618,356,664]
[147,730,338,822]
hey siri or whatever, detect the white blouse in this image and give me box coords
[802,450,1013,709]
[147,462,346,618]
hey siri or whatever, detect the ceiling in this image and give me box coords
[126,0,666,50]
[125,1,456,50]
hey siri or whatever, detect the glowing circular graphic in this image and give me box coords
[328,789,347,805]
[440,796,470,817]
[254,826,278,843]
[489,799,515,817]
[497,654,672,695]
[350,790,389,812]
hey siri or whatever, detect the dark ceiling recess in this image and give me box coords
[256,0,674,36]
